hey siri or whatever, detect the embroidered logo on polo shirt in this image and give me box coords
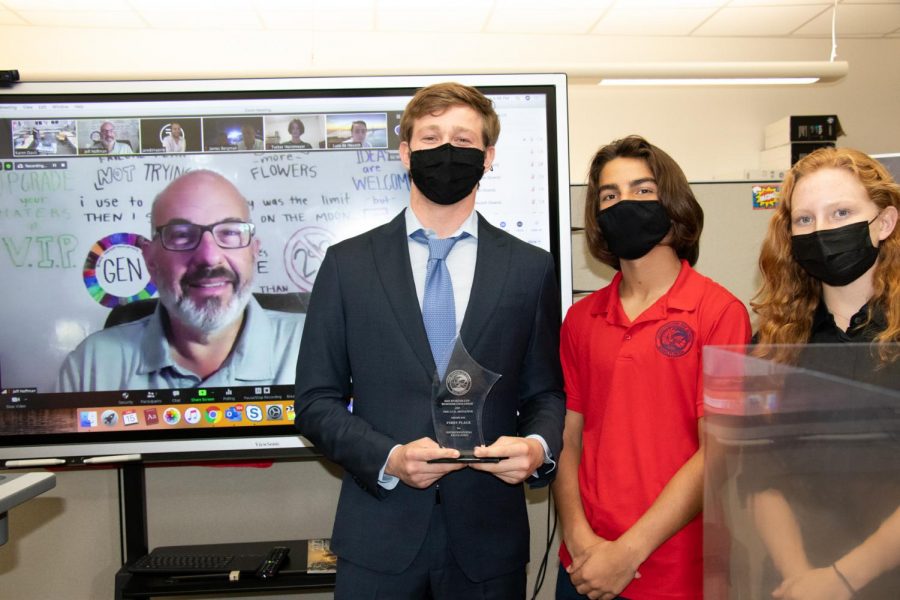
[656,321,694,357]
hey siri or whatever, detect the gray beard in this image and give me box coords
[158,282,253,335]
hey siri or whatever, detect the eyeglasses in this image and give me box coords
[154,220,255,251]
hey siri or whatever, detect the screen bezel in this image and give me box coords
[0,73,571,465]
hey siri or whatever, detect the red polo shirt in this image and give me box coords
[559,261,750,599]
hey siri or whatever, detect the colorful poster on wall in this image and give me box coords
[752,184,779,210]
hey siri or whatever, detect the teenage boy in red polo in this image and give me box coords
[553,136,751,599]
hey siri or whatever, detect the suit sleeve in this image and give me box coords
[515,252,566,486]
[293,248,397,498]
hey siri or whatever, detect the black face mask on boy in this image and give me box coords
[597,200,672,261]
[791,216,880,286]
[409,143,486,206]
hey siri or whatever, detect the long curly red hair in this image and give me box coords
[752,147,900,364]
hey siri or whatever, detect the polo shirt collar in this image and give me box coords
[810,298,886,342]
[665,260,704,312]
[138,296,273,380]
[811,299,834,334]
[591,260,699,325]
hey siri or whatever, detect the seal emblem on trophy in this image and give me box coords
[429,337,503,463]
[446,369,472,396]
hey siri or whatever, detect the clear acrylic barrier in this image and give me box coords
[703,344,899,600]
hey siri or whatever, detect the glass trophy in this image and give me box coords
[429,337,503,463]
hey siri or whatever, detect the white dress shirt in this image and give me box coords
[377,207,552,489]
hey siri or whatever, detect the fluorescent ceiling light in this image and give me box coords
[588,61,848,86]
[600,77,820,86]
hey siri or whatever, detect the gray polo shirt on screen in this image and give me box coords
[55,297,304,392]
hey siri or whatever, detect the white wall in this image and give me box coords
[567,39,900,183]
[1,23,899,600]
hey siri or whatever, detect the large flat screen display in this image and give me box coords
[0,74,571,464]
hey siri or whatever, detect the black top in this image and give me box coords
[741,299,900,599]
[802,300,897,390]
[809,299,886,344]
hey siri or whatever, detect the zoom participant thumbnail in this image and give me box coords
[203,116,265,152]
[140,118,202,154]
[78,119,139,155]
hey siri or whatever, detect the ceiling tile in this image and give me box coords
[795,3,900,35]
[0,8,26,25]
[0,0,896,42]
[1,0,132,9]
[139,9,263,29]
[607,0,725,6]
[256,10,314,30]
[839,0,900,4]
[693,5,829,36]
[487,8,611,34]
[14,10,145,28]
[309,7,374,31]
[377,3,491,33]
[254,0,374,9]
[590,6,717,36]
[129,0,249,10]
[248,0,300,7]
[377,0,487,7]
[493,0,613,9]
[255,0,374,31]
[728,0,831,5]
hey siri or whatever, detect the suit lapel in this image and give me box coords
[460,214,510,352]
[371,209,435,376]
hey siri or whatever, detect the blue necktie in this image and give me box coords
[412,229,466,379]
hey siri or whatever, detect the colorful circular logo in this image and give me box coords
[82,232,157,308]
[184,407,202,425]
[284,226,333,292]
[655,321,695,358]
[163,407,181,425]
[204,406,223,424]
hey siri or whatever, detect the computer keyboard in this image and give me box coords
[129,553,235,573]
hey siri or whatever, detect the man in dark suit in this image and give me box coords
[294,82,565,599]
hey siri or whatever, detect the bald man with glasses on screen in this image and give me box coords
[56,170,304,392]
[92,121,135,155]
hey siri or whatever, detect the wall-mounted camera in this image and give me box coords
[0,70,21,87]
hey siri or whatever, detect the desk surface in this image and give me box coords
[115,539,335,599]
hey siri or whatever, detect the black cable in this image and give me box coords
[530,486,558,600]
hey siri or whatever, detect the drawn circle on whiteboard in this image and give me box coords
[82,232,157,308]
[284,226,333,292]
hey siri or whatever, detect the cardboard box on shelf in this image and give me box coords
[760,141,835,171]
[764,115,844,149]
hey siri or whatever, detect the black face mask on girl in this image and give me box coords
[409,143,486,206]
[791,216,880,286]
[597,200,672,260]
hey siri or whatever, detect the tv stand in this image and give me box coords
[113,463,335,599]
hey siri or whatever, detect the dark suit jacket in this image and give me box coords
[294,209,565,582]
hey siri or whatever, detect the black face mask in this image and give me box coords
[597,200,672,261]
[409,143,486,206]
[791,217,880,286]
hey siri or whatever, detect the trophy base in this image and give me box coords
[427,454,508,464]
